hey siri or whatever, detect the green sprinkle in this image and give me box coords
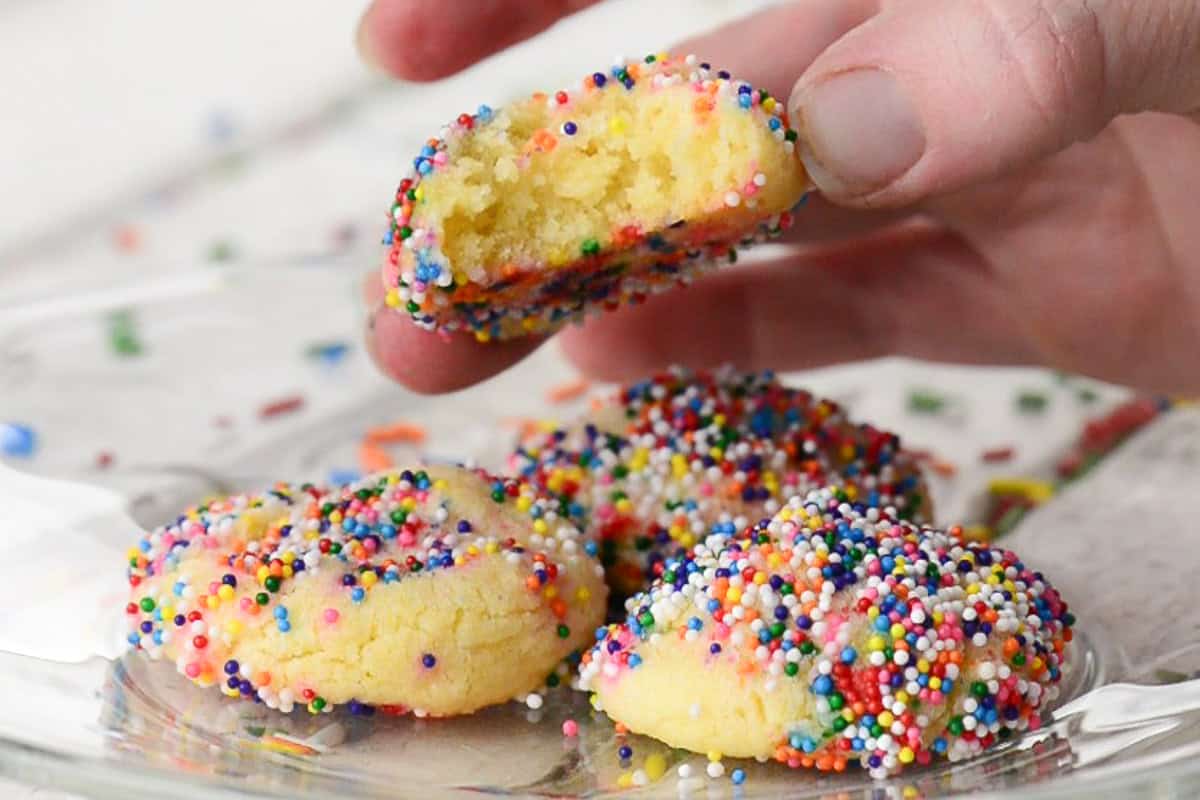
[139,597,155,613]
[207,239,236,263]
[556,624,570,639]
[908,389,946,414]
[580,238,601,256]
[1016,391,1049,413]
[784,662,799,677]
[264,576,281,593]
[947,716,964,736]
[311,697,326,711]
[255,592,270,606]
[829,694,844,711]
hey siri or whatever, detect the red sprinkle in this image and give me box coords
[259,395,305,419]
[981,446,1016,463]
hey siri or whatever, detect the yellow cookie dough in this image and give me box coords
[125,466,607,717]
[381,53,809,340]
[579,489,1074,778]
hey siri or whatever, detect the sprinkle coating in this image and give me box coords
[126,466,607,716]
[509,367,928,596]
[580,488,1074,777]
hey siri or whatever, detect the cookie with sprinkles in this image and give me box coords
[380,53,809,341]
[125,466,607,717]
[579,489,1074,778]
[508,367,928,596]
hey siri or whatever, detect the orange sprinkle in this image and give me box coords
[358,441,394,473]
[930,459,958,478]
[365,421,427,445]
[550,599,568,619]
[545,377,590,404]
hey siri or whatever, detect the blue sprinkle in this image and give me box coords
[768,117,782,131]
[476,104,493,122]
[731,769,746,785]
[812,675,833,695]
[628,653,642,668]
[273,606,288,620]
[351,587,366,603]
[738,93,752,109]
[277,620,291,633]
[1,423,36,458]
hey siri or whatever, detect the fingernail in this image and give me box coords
[790,69,925,197]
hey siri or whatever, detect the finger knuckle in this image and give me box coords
[976,0,1110,142]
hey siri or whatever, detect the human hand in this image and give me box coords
[359,0,1200,394]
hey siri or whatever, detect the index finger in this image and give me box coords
[358,0,601,81]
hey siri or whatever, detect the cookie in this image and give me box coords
[579,489,1073,777]
[125,466,607,716]
[509,367,928,596]
[380,54,809,340]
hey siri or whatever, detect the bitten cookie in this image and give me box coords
[510,367,928,596]
[580,488,1073,778]
[125,466,607,717]
[381,54,809,341]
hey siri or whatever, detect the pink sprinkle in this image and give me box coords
[398,530,417,547]
[185,662,201,678]
[323,608,340,624]
[561,719,579,737]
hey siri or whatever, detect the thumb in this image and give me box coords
[788,0,1200,206]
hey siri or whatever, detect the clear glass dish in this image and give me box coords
[3,263,1200,799]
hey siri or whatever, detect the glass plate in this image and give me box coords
[3,263,1200,799]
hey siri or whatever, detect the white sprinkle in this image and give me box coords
[724,192,741,207]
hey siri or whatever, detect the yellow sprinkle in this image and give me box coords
[878,711,895,727]
[917,659,930,674]
[516,496,532,512]
[360,571,378,588]
[533,520,548,534]
[467,545,479,556]
[205,595,219,610]
[898,747,915,764]
[868,635,886,651]
[616,772,633,789]
[282,552,296,564]
[328,511,343,524]
[615,498,633,514]
[226,620,242,637]
[753,572,768,585]
[608,115,627,135]
[929,676,942,690]
[433,479,448,490]
[217,585,235,601]
[256,566,270,584]
[707,750,722,763]
[475,331,490,343]
[896,690,910,705]
[576,586,591,602]
[484,541,499,554]
[413,186,424,201]
[762,97,778,113]
[644,752,667,781]
[890,624,906,639]
[282,566,293,579]
[544,585,558,600]
[726,587,742,604]
[867,606,880,620]
[385,290,401,308]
